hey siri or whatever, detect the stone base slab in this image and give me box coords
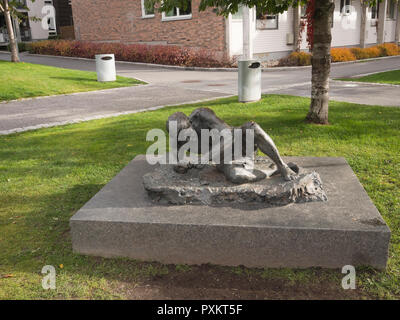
[70,156,390,269]
[142,158,327,206]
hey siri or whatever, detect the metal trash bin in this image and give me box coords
[238,60,261,102]
[95,54,116,82]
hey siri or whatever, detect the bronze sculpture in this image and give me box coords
[167,107,298,184]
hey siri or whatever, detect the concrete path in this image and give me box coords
[0,85,229,134]
[1,51,400,134]
[276,80,400,107]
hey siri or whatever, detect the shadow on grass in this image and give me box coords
[49,76,99,82]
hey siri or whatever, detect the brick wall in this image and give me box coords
[71,0,227,54]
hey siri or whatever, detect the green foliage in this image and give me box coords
[0,0,36,21]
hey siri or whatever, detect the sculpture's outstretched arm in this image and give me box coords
[241,121,297,181]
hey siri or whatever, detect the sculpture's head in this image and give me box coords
[189,108,227,131]
[166,112,192,150]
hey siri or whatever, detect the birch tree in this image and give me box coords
[0,0,35,62]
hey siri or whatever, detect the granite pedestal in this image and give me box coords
[70,156,390,269]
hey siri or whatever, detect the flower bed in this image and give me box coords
[278,43,400,66]
[28,40,234,68]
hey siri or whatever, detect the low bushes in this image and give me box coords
[350,47,379,59]
[278,51,312,66]
[3,42,31,52]
[278,43,400,66]
[330,48,356,62]
[29,40,233,68]
[376,43,400,56]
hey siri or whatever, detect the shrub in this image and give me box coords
[350,46,380,59]
[278,51,312,66]
[29,40,234,68]
[362,46,381,58]
[6,42,30,52]
[376,43,400,56]
[350,47,370,60]
[330,48,356,62]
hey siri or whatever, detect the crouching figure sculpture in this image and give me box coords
[167,107,298,184]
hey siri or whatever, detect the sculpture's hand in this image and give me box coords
[281,164,297,181]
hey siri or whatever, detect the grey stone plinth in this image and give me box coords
[70,156,391,270]
[142,158,327,206]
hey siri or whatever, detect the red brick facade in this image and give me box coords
[71,0,227,54]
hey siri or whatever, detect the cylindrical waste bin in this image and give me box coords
[95,54,116,82]
[238,60,261,102]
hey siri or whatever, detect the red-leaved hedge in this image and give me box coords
[29,40,234,68]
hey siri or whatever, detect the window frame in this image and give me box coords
[231,6,243,20]
[161,1,192,21]
[256,13,279,30]
[340,0,351,16]
[386,0,396,20]
[370,4,379,19]
[300,5,307,19]
[141,0,155,19]
[255,6,279,30]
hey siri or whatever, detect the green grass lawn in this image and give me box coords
[0,95,399,299]
[0,61,144,102]
[337,69,400,85]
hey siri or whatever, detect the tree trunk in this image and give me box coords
[306,0,334,125]
[395,1,400,45]
[293,4,301,52]
[3,0,20,63]
[360,2,368,48]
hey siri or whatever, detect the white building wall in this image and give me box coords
[230,9,296,57]
[385,20,397,42]
[331,0,362,47]
[229,0,398,58]
[253,9,294,54]
[365,7,378,44]
[230,17,243,56]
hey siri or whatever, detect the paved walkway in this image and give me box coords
[1,52,400,134]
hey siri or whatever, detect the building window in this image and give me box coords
[162,0,192,21]
[340,0,351,15]
[300,5,307,19]
[386,0,396,20]
[371,4,379,20]
[256,7,278,29]
[231,6,243,20]
[142,0,155,18]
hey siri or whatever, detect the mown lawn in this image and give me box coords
[0,95,399,299]
[0,60,144,102]
[338,69,400,85]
